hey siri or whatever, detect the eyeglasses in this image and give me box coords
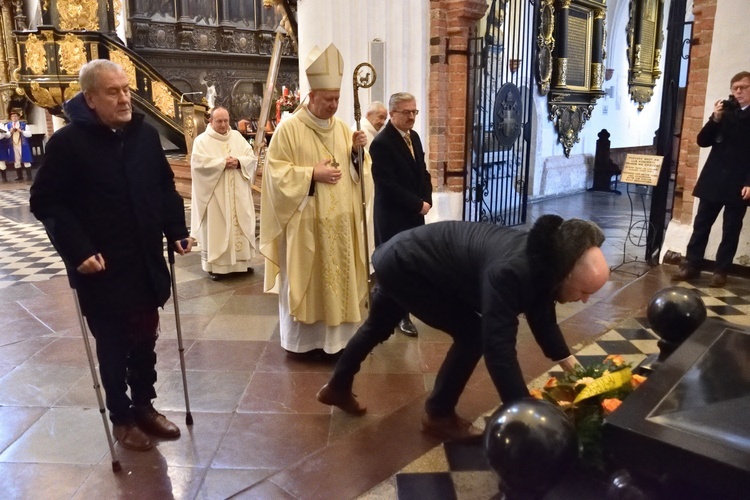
[731,84,750,92]
[394,110,419,116]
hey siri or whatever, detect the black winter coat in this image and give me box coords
[30,93,188,316]
[693,107,750,204]
[370,121,433,245]
[372,219,572,403]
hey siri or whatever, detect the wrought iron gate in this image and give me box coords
[464,0,536,226]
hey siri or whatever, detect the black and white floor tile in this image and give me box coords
[0,189,67,287]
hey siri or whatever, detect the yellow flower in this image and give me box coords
[605,354,625,366]
[529,389,543,400]
[601,398,622,415]
[575,377,595,387]
[631,374,647,389]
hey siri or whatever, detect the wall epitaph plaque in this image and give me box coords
[537,0,607,157]
[627,0,666,110]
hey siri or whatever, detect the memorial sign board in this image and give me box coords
[620,153,663,186]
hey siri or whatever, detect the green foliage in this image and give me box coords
[535,356,639,473]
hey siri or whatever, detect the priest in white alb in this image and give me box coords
[190,106,257,280]
[260,44,373,359]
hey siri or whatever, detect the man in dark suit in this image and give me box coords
[673,71,750,287]
[370,92,433,337]
[317,216,609,441]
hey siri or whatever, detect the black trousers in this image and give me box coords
[330,244,483,417]
[86,310,160,425]
[686,199,747,272]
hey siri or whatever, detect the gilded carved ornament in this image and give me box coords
[152,81,175,118]
[64,81,81,101]
[591,63,603,90]
[58,34,87,75]
[183,112,194,137]
[548,103,594,157]
[110,49,137,90]
[57,0,99,31]
[536,0,555,96]
[112,0,122,30]
[30,81,60,109]
[627,0,665,111]
[24,34,48,75]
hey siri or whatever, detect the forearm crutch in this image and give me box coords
[73,291,121,472]
[168,241,193,425]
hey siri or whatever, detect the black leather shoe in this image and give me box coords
[399,318,418,337]
[133,405,181,439]
[208,272,224,281]
[113,423,153,451]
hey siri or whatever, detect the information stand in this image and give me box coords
[612,154,663,273]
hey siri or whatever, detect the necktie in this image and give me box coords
[404,132,415,159]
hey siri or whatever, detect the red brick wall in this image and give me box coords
[673,0,717,223]
[429,0,487,192]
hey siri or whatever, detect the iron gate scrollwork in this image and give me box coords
[465,0,535,226]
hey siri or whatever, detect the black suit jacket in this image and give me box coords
[370,121,433,245]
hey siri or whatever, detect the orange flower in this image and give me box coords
[601,398,622,415]
[604,354,625,366]
[631,374,647,389]
[544,377,558,388]
[529,389,543,400]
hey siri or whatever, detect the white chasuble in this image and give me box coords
[190,127,257,274]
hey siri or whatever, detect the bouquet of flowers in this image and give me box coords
[529,355,647,472]
[276,86,300,121]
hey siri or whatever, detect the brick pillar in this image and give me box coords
[673,0,717,223]
[429,0,487,192]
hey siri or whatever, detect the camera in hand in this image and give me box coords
[723,94,740,112]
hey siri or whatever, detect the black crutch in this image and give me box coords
[168,240,193,425]
[73,291,122,472]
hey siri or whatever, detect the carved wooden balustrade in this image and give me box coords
[13,27,206,152]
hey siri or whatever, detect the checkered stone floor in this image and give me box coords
[0,189,197,289]
[362,280,750,500]
[0,188,32,209]
[0,189,67,287]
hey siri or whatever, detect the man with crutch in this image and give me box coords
[30,59,192,452]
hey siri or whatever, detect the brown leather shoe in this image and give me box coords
[709,272,727,288]
[113,423,153,451]
[133,405,181,439]
[421,412,483,442]
[672,265,700,282]
[316,383,367,415]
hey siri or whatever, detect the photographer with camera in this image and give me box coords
[673,71,750,287]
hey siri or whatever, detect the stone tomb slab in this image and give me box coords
[603,318,750,499]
